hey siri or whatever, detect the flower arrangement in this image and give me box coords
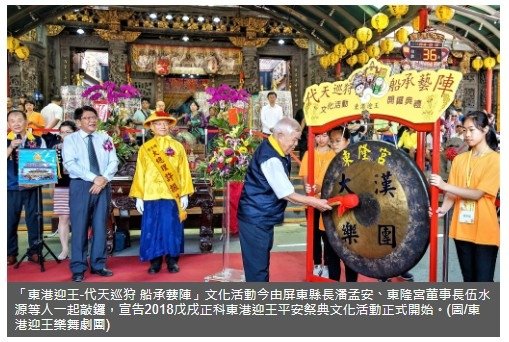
[198,120,260,187]
[197,84,260,187]
[97,113,138,164]
[82,81,140,103]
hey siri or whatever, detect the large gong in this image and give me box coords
[321,140,429,279]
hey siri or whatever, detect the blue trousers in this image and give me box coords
[69,179,111,274]
[238,217,274,282]
[454,239,499,282]
[7,188,40,256]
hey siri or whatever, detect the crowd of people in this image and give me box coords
[7,91,500,284]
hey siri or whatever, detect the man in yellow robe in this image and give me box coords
[130,111,194,274]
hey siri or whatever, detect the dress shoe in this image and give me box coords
[7,255,17,266]
[28,253,39,263]
[166,256,180,273]
[148,264,162,274]
[90,268,113,277]
[72,272,84,282]
[167,263,180,273]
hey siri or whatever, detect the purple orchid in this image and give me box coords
[103,139,114,152]
[165,147,175,156]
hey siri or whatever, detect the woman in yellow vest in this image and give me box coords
[130,112,194,274]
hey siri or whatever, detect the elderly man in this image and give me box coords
[63,106,119,282]
[237,117,332,282]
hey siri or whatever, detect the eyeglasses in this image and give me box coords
[80,116,98,121]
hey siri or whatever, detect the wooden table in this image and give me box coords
[107,175,215,255]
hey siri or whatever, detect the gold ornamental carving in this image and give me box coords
[293,38,309,49]
[95,29,141,43]
[19,29,37,42]
[229,37,269,48]
[46,25,65,37]
[94,9,140,42]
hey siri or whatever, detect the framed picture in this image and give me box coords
[18,149,58,186]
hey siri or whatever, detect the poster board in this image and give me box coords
[18,149,58,186]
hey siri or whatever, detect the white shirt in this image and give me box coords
[40,102,63,129]
[62,130,119,182]
[260,157,294,199]
[260,104,284,135]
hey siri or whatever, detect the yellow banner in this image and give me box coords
[303,59,463,126]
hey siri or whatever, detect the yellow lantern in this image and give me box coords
[356,26,373,45]
[329,52,340,65]
[366,44,381,58]
[333,43,347,59]
[471,56,483,72]
[435,5,455,24]
[319,55,330,69]
[395,28,409,44]
[483,56,496,70]
[496,54,500,64]
[388,5,409,19]
[380,39,395,55]
[7,36,20,53]
[371,13,389,33]
[357,51,369,65]
[346,55,358,67]
[14,45,30,60]
[344,36,359,53]
[412,16,421,32]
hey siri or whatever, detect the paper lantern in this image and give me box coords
[333,43,347,59]
[435,5,455,24]
[483,56,496,70]
[357,51,369,65]
[366,44,381,58]
[496,54,500,64]
[471,56,483,72]
[7,36,20,53]
[412,16,421,32]
[329,52,340,65]
[319,55,330,69]
[356,26,373,45]
[344,36,359,53]
[388,5,409,19]
[395,28,409,44]
[371,13,389,33]
[346,55,358,67]
[380,39,394,55]
[14,46,30,60]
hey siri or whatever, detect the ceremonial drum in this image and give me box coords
[321,140,430,279]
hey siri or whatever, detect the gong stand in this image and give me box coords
[305,113,443,282]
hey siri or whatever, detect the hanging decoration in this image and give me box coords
[333,43,347,59]
[388,5,409,19]
[483,56,496,70]
[14,46,30,60]
[412,16,421,32]
[366,44,381,59]
[7,36,20,53]
[380,38,395,55]
[319,55,330,69]
[346,55,358,68]
[356,26,373,45]
[344,36,359,53]
[7,36,30,61]
[357,51,369,65]
[435,5,455,24]
[471,56,483,72]
[395,28,409,44]
[329,52,340,66]
[371,13,389,33]
[496,54,500,64]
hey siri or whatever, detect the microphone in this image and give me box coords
[13,134,22,149]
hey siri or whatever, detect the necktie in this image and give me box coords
[87,134,100,175]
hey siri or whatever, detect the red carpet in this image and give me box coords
[7,252,382,283]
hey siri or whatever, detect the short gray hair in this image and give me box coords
[273,117,301,134]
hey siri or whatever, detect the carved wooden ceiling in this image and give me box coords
[7,5,500,55]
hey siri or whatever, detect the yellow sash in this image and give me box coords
[144,139,187,221]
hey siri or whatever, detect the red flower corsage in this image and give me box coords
[103,140,114,152]
[165,147,175,156]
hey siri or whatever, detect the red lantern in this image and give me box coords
[155,58,170,76]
